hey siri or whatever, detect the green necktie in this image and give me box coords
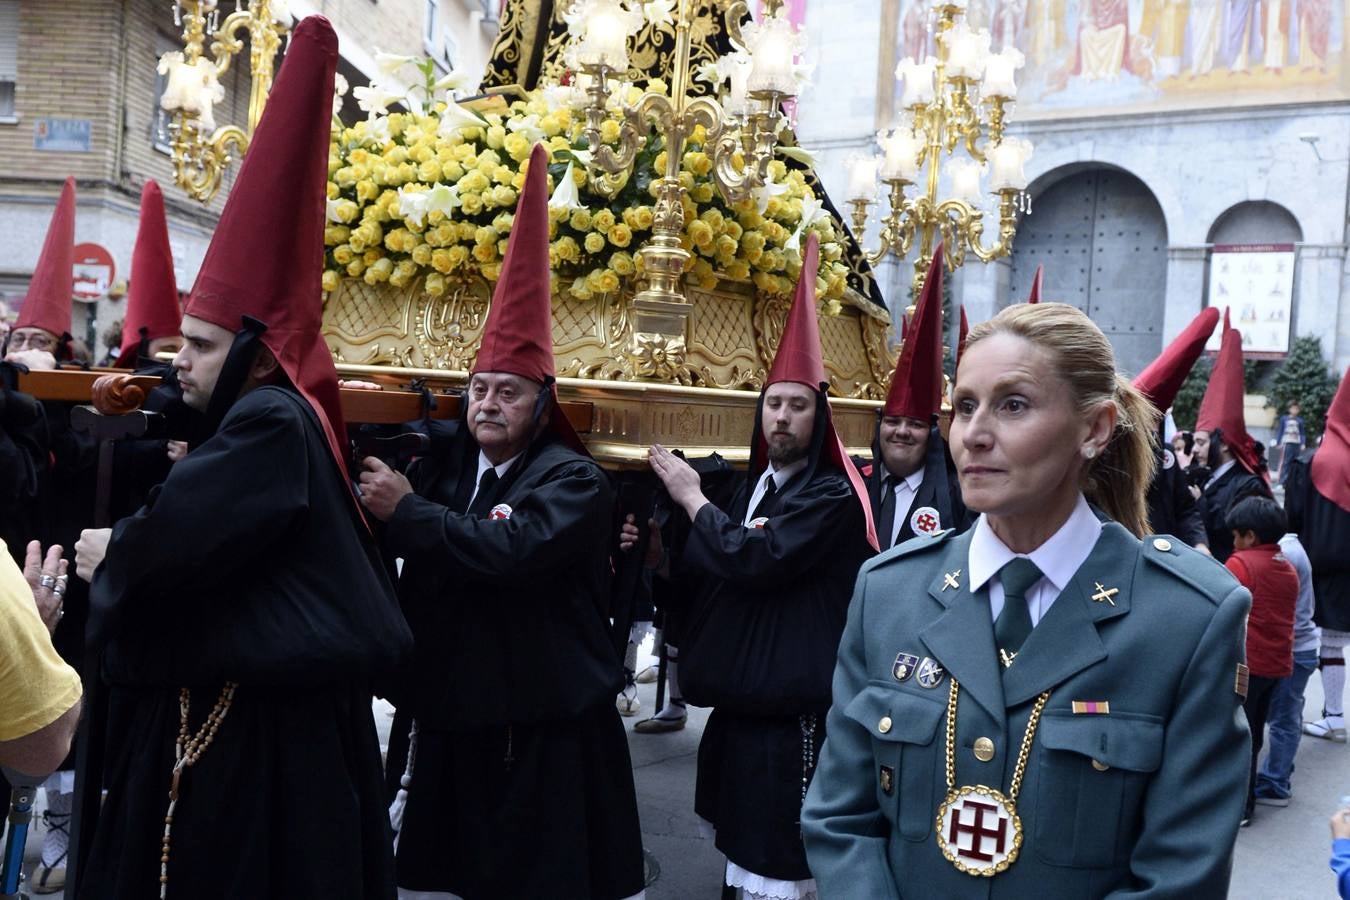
[994,557,1043,665]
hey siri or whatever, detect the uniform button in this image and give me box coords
[878,716,893,734]
[1152,538,1172,552]
[973,737,995,762]
[1092,759,1110,771]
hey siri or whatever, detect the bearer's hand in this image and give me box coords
[24,541,68,634]
[74,528,113,582]
[4,349,58,371]
[359,456,413,522]
[619,514,664,569]
[648,444,708,520]
[166,440,188,463]
[338,379,383,390]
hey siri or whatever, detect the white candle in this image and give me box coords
[943,22,991,80]
[879,127,925,182]
[981,46,1024,99]
[747,15,800,95]
[845,155,880,202]
[587,11,630,69]
[948,158,984,203]
[896,57,937,108]
[725,53,754,116]
[987,137,1033,191]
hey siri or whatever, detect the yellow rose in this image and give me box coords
[690,183,714,204]
[609,223,633,248]
[552,236,580,263]
[473,242,497,263]
[493,212,515,232]
[688,219,714,251]
[390,259,418,288]
[822,241,843,262]
[387,146,409,166]
[600,119,621,144]
[334,199,358,223]
[326,182,339,200]
[497,239,509,256]
[596,270,620,293]
[633,206,654,229]
[364,257,393,284]
[512,171,528,190]
[570,208,592,231]
[346,259,366,278]
[584,232,606,254]
[699,208,724,232]
[431,248,454,274]
[592,209,616,232]
[485,125,507,149]
[458,222,478,241]
[726,261,750,281]
[412,243,433,266]
[334,167,356,188]
[363,248,383,266]
[723,220,743,241]
[824,299,843,317]
[765,197,784,218]
[418,160,442,182]
[475,225,497,245]
[384,228,411,252]
[714,234,737,260]
[492,165,514,186]
[356,179,379,202]
[684,151,711,177]
[324,225,350,246]
[610,251,635,276]
[491,185,516,207]
[321,269,339,293]
[460,193,484,215]
[332,245,354,265]
[503,132,530,161]
[447,245,470,269]
[653,151,668,173]
[480,263,501,281]
[425,272,447,297]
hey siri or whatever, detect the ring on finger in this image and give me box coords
[53,585,66,598]
[39,573,57,588]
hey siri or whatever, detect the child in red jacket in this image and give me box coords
[1226,495,1299,825]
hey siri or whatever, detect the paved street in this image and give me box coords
[15,640,1347,897]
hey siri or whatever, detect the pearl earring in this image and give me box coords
[1083,446,1097,460]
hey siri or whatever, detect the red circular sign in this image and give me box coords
[72,242,116,300]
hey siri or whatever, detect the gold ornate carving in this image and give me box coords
[629,332,689,382]
[413,280,492,370]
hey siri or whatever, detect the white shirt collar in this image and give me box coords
[760,456,809,491]
[476,449,522,483]
[1206,458,1236,488]
[889,467,925,494]
[968,494,1102,594]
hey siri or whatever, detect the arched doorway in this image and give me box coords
[1008,165,1169,375]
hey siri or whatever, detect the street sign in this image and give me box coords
[72,243,116,302]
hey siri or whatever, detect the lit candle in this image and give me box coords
[747,14,801,96]
[725,52,754,116]
[845,154,880,202]
[896,57,937,108]
[943,22,991,81]
[879,127,925,182]
[577,0,636,70]
[987,137,1033,191]
[981,46,1024,99]
[948,158,984,203]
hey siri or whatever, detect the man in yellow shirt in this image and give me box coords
[0,540,82,779]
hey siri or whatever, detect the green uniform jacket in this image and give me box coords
[802,520,1251,899]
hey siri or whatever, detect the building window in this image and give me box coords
[151,32,177,153]
[425,0,439,52]
[0,0,18,122]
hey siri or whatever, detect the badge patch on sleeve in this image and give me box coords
[747,516,769,529]
[489,503,513,520]
[909,506,941,535]
[1235,663,1250,699]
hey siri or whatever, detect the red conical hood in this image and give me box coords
[956,304,969,366]
[16,177,76,347]
[1133,306,1220,413]
[184,17,354,506]
[472,143,587,457]
[758,234,877,549]
[883,245,944,420]
[1312,365,1350,512]
[1026,264,1044,303]
[116,180,180,367]
[1196,310,1261,476]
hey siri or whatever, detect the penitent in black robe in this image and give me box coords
[79,385,411,900]
[679,464,873,881]
[386,422,644,900]
[864,423,968,550]
[1146,446,1206,548]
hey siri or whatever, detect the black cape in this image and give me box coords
[385,421,643,900]
[1146,446,1206,547]
[1286,450,1350,632]
[678,412,874,879]
[864,422,967,550]
[1199,462,1268,563]
[79,385,411,900]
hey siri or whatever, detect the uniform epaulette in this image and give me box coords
[1140,535,1239,605]
[863,527,954,573]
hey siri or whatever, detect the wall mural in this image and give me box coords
[884,0,1345,118]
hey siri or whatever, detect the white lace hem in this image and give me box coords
[724,862,818,900]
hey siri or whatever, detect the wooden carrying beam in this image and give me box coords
[14,368,594,431]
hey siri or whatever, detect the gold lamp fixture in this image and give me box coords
[562,0,804,379]
[157,0,291,203]
[844,0,1033,296]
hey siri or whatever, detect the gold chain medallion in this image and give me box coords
[936,679,1049,876]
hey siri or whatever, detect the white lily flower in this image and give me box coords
[426,183,462,218]
[397,187,431,228]
[326,197,344,224]
[438,98,489,136]
[752,175,791,216]
[549,162,586,212]
[430,70,472,98]
[508,114,547,145]
[539,81,573,113]
[777,144,817,167]
[332,73,348,117]
[364,115,392,147]
[562,0,594,37]
[785,195,830,251]
[643,0,676,28]
[694,59,723,86]
[353,82,399,117]
[569,148,596,168]
[375,49,418,76]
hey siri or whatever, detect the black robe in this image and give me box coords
[864,423,968,550]
[0,367,47,565]
[1146,446,1206,547]
[1286,451,1350,633]
[680,463,873,880]
[1200,462,1268,562]
[385,423,644,900]
[79,385,411,900]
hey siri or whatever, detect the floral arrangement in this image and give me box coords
[323,51,852,311]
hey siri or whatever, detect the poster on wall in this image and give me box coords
[884,0,1346,121]
[1205,243,1295,356]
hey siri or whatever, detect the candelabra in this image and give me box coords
[565,0,801,379]
[158,0,291,203]
[844,0,1032,296]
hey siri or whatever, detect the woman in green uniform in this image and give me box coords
[802,303,1251,898]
